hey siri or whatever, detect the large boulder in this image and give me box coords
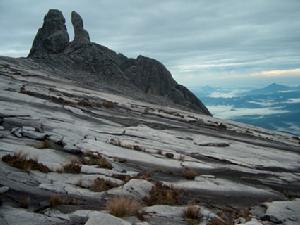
[28,9,69,58]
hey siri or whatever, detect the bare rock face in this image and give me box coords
[28,9,69,58]
[71,11,90,45]
[122,55,211,114]
[27,9,211,115]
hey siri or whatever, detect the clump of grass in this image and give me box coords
[108,138,145,152]
[90,178,118,192]
[81,152,112,169]
[2,152,50,173]
[136,170,152,181]
[182,168,198,180]
[217,208,236,225]
[49,195,78,208]
[77,98,93,107]
[144,182,181,205]
[49,195,64,207]
[207,217,229,225]
[183,205,202,225]
[63,158,81,173]
[102,100,115,108]
[106,196,142,217]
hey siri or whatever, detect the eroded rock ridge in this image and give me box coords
[28,9,211,115]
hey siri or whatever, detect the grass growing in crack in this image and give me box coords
[63,158,81,173]
[2,152,50,173]
[106,196,142,217]
[144,182,181,205]
[90,178,118,192]
[49,195,78,207]
[102,100,116,108]
[183,205,202,225]
[81,152,112,169]
[207,217,230,225]
[182,168,198,180]
[49,195,64,207]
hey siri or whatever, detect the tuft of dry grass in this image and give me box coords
[49,195,64,207]
[63,158,81,173]
[136,170,152,181]
[90,178,118,192]
[102,100,115,108]
[81,152,112,169]
[182,168,198,180]
[144,182,181,205]
[207,217,230,225]
[2,152,50,173]
[183,205,201,224]
[49,195,78,208]
[106,196,142,217]
[112,174,132,182]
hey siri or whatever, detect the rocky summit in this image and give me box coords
[27,9,210,115]
[0,9,300,225]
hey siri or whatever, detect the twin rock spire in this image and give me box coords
[28,9,90,58]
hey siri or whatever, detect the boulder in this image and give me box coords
[85,211,130,225]
[108,179,154,199]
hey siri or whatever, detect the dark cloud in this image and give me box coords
[0,0,300,87]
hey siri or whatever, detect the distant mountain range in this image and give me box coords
[192,83,300,135]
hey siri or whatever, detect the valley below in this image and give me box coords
[193,84,300,136]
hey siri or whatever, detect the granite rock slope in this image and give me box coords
[0,56,299,225]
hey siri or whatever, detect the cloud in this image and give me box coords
[0,0,300,87]
[251,68,300,77]
[208,105,289,119]
[286,98,300,104]
[209,91,241,99]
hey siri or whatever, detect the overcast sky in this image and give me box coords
[0,0,300,88]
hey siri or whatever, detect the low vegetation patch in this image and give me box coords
[106,196,142,217]
[49,195,63,207]
[2,152,50,173]
[49,195,78,208]
[102,100,116,108]
[183,205,202,225]
[182,168,198,180]
[207,217,230,225]
[81,152,112,169]
[63,159,81,173]
[144,182,181,205]
[90,177,119,192]
[108,138,145,152]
